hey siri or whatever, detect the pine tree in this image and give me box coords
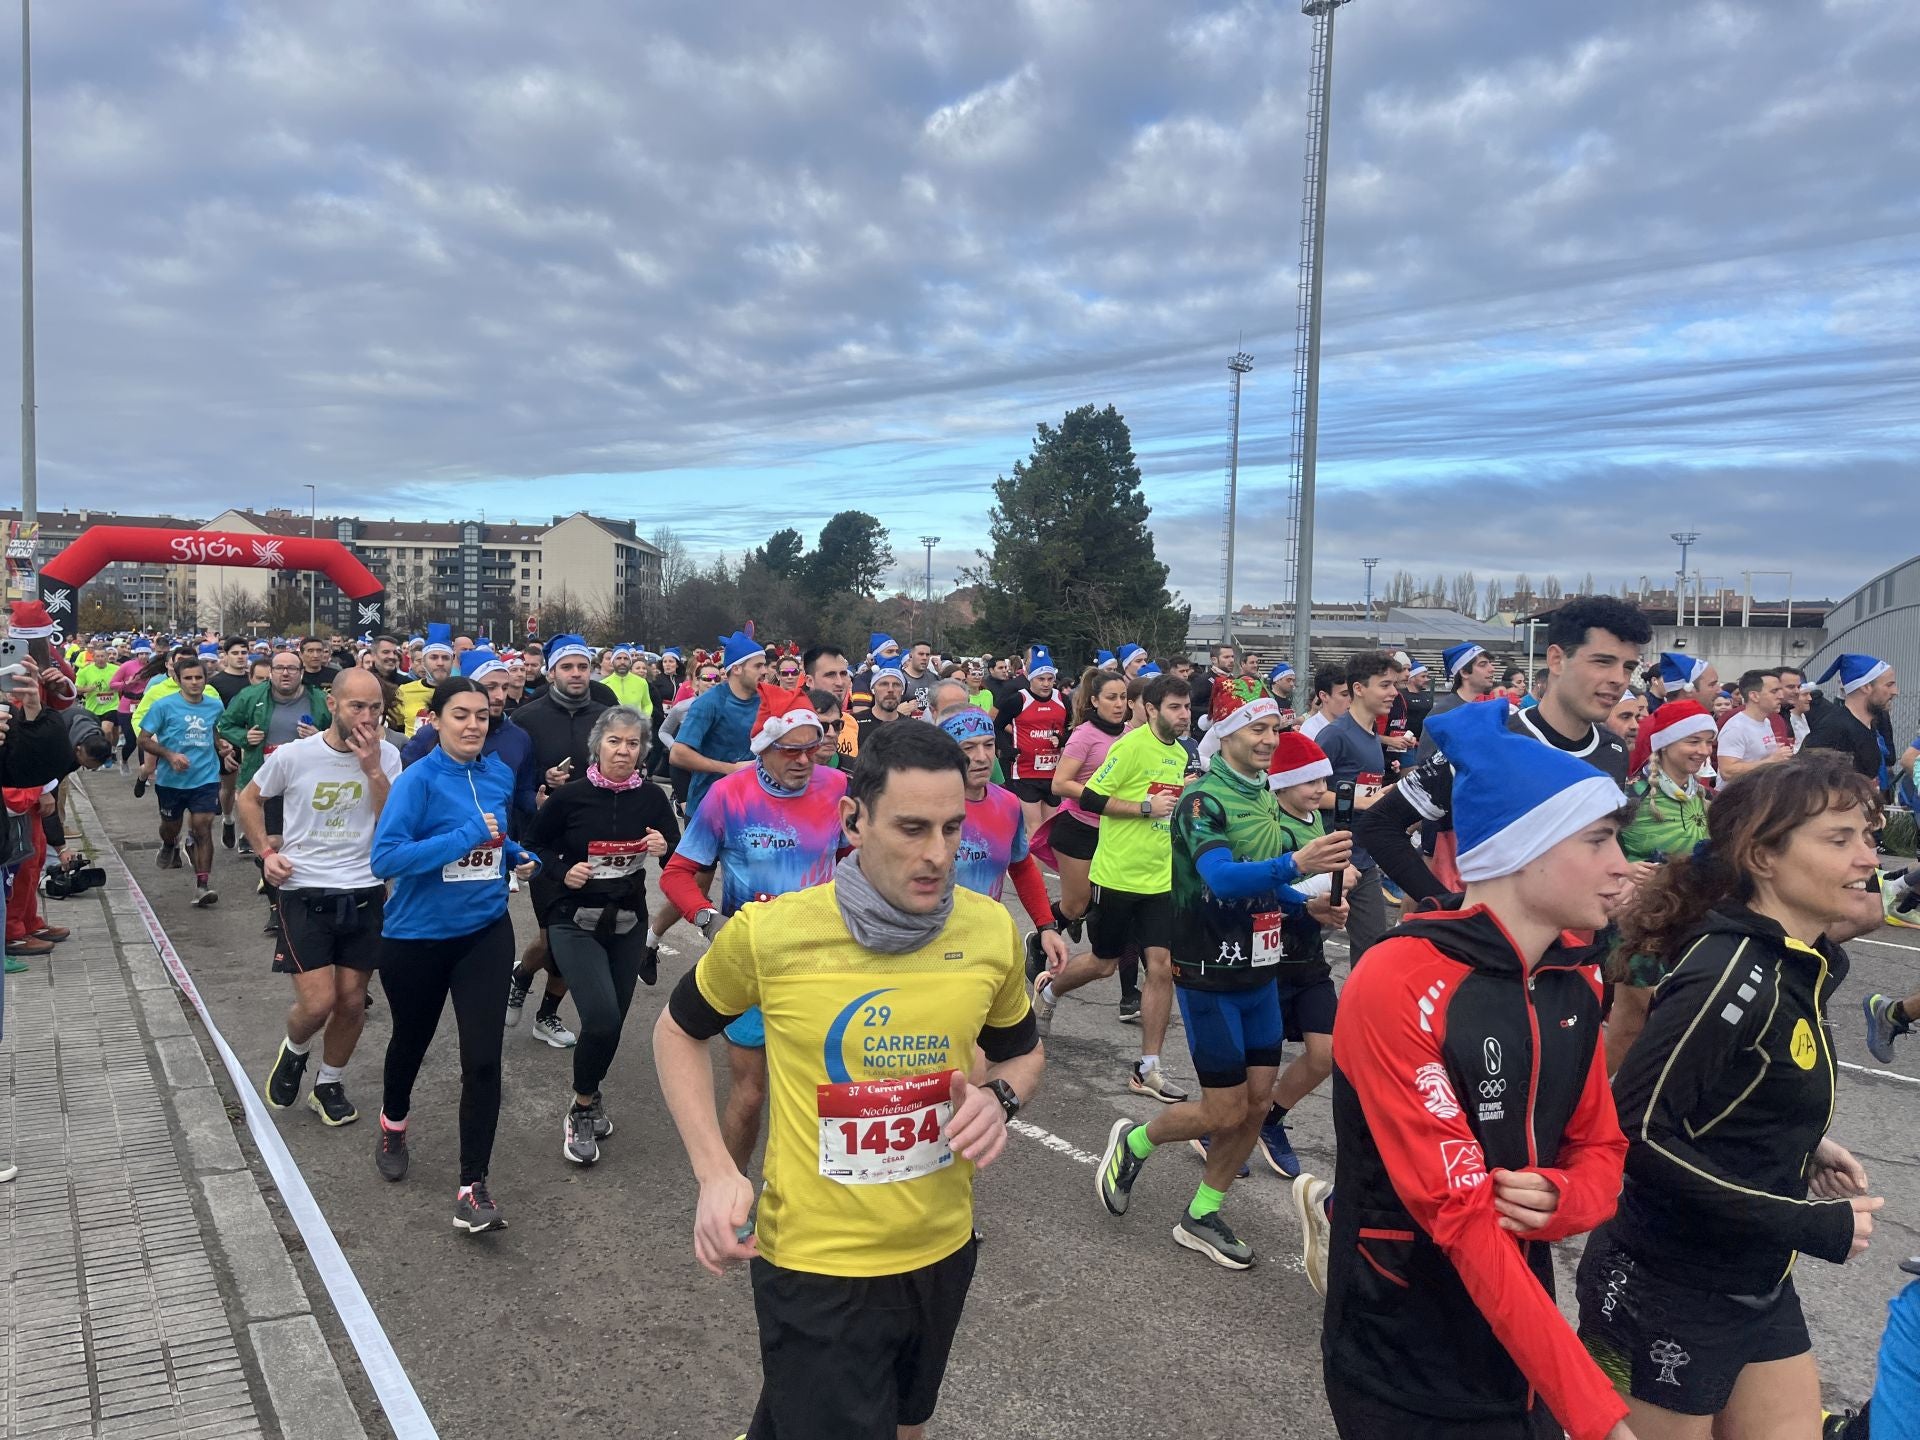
[970,405,1188,668]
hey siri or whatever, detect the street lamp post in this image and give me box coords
[305,485,317,634]
[919,535,939,649]
[20,0,36,530]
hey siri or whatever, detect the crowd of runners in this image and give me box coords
[22,604,1920,1439]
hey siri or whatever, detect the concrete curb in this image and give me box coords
[73,787,371,1440]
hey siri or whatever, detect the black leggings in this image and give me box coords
[547,920,645,1097]
[378,915,515,1185]
[119,721,139,762]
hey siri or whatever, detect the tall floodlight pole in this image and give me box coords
[1219,352,1254,647]
[305,484,318,633]
[20,0,36,529]
[1283,0,1352,687]
[1362,556,1379,631]
[1670,531,1699,621]
[919,536,939,647]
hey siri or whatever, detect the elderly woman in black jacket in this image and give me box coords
[523,705,678,1167]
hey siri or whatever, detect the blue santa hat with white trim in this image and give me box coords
[717,629,761,672]
[1138,662,1162,677]
[546,633,592,664]
[459,648,508,682]
[1817,652,1890,694]
[1267,661,1294,685]
[1095,650,1116,669]
[867,633,899,661]
[422,623,454,658]
[195,642,220,660]
[1027,645,1059,679]
[1658,652,1708,688]
[1116,642,1144,667]
[1423,699,1627,883]
[1444,642,1485,679]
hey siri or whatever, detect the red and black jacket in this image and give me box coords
[1323,904,1629,1440]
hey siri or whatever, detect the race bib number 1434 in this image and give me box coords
[817,1072,954,1186]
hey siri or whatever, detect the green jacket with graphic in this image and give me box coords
[215,681,333,789]
[1170,756,1314,989]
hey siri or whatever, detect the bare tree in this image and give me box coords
[1541,575,1564,603]
[1578,571,1596,596]
[1450,570,1478,615]
[1483,578,1504,618]
[650,526,694,594]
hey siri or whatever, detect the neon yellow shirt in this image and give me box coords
[693,882,1030,1277]
[602,671,654,715]
[133,676,179,732]
[1085,723,1188,894]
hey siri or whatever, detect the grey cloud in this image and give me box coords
[0,0,1910,610]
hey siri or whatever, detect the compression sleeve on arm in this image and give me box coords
[1079,787,1112,815]
[1008,854,1055,927]
[1194,846,1307,907]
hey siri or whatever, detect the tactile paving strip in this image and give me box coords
[3,904,265,1438]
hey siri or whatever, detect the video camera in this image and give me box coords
[43,852,107,900]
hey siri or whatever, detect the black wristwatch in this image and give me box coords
[983,1078,1020,1122]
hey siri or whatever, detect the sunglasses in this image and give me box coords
[770,739,825,756]
[778,667,801,677]
[698,671,721,683]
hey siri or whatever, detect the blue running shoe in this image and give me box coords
[1186,1134,1250,1179]
[1864,993,1909,1065]
[1258,1122,1301,1178]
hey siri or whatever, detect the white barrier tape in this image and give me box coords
[77,790,438,1439]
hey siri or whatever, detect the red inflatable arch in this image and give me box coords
[37,527,387,640]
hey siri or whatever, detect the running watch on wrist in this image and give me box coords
[1139,799,1151,817]
[984,1078,1020,1121]
[695,908,719,933]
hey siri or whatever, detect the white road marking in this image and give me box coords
[1839,1060,1920,1086]
[1854,936,1920,952]
[1007,1118,1103,1165]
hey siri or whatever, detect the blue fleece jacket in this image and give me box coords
[400,715,537,821]
[372,745,537,940]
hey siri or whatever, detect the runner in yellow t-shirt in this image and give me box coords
[653,721,1043,1440]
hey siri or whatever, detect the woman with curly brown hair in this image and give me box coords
[1579,750,1885,1439]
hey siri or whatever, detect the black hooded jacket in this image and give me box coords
[1608,903,1855,1293]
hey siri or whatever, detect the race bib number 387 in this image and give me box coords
[585,839,647,880]
[817,1071,954,1186]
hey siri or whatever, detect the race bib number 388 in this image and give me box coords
[442,837,503,883]
[817,1071,954,1186]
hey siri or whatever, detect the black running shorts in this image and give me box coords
[1006,776,1056,806]
[1088,885,1172,958]
[746,1239,977,1440]
[1047,811,1099,862]
[1575,1222,1811,1417]
[272,887,386,975]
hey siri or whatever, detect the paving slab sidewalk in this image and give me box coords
[2,799,367,1440]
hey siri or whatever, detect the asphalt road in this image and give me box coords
[72,764,1920,1439]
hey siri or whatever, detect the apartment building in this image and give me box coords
[198,509,663,635]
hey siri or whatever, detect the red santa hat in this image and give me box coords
[749,682,824,755]
[1644,699,1716,753]
[8,599,55,639]
[1268,731,1333,792]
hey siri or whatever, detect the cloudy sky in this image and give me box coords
[5,0,1916,611]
